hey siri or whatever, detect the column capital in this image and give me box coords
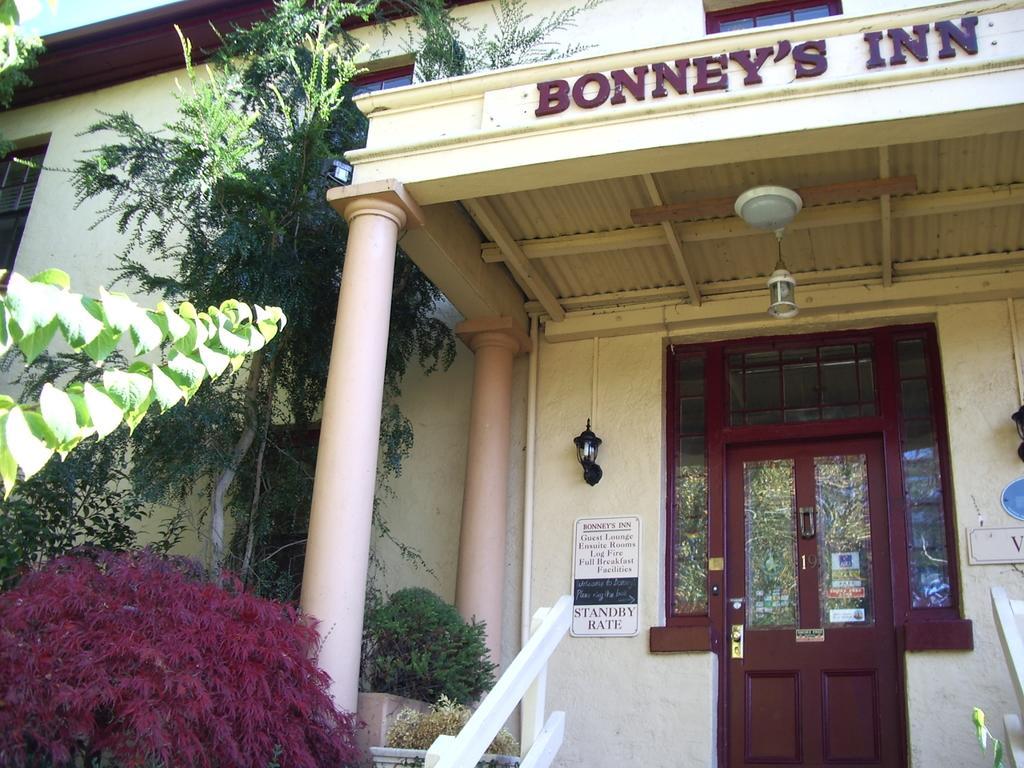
[456,316,532,356]
[327,179,426,229]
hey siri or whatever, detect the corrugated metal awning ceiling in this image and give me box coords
[465,130,1024,312]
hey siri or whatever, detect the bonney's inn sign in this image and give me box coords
[535,16,980,117]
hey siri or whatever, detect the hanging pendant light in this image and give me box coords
[734,185,803,320]
[767,233,798,319]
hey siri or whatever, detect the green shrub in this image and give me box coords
[386,695,519,756]
[361,588,495,704]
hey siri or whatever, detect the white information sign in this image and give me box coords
[571,516,640,637]
[968,526,1024,564]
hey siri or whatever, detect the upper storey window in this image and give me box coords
[0,146,46,276]
[352,66,414,96]
[706,0,841,34]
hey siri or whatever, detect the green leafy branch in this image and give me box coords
[974,707,1006,768]
[0,269,286,497]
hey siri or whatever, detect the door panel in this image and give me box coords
[726,439,902,768]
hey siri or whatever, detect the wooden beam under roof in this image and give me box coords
[542,268,1024,343]
[879,148,893,287]
[641,173,701,307]
[629,176,918,226]
[462,196,565,322]
[524,251,1024,315]
[482,183,1024,264]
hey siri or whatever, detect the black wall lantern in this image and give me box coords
[574,419,603,486]
[1013,405,1024,462]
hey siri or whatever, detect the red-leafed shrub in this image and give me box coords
[0,548,360,768]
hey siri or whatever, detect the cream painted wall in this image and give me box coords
[524,299,1024,767]
[905,300,1024,768]
[0,68,186,292]
[358,0,963,77]
[531,332,717,768]
[353,1,702,68]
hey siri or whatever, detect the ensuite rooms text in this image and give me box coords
[534,16,980,117]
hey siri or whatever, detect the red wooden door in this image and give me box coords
[725,438,903,767]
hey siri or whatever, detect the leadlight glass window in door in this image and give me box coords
[0,148,45,275]
[672,354,709,615]
[745,459,798,628]
[728,342,876,426]
[816,454,874,627]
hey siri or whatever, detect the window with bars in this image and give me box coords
[706,0,841,34]
[0,147,46,276]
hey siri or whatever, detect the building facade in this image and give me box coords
[3,1,1024,766]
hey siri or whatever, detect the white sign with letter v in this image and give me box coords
[968,526,1024,564]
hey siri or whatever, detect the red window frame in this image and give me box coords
[653,324,971,655]
[351,65,414,95]
[706,0,842,34]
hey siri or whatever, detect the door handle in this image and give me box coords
[730,624,744,659]
[799,506,816,539]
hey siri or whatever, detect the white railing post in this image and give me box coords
[520,608,550,757]
[424,735,457,768]
[422,595,571,768]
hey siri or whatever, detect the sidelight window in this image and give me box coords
[671,353,709,616]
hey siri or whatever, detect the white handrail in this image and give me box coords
[992,586,1024,768]
[425,595,572,768]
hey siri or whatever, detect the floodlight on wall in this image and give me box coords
[1012,405,1024,462]
[323,158,354,186]
[573,419,603,486]
[735,186,803,319]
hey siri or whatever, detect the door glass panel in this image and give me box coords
[816,454,874,627]
[745,459,798,629]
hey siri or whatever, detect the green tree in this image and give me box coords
[71,0,454,589]
[0,0,46,154]
[38,0,597,598]
[0,268,285,587]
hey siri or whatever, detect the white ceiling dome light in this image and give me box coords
[734,185,803,319]
[734,185,803,231]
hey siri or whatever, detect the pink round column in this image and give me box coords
[454,317,531,664]
[301,181,424,713]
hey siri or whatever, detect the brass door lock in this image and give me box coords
[730,624,744,659]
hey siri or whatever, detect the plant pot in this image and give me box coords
[370,746,519,767]
[356,692,431,756]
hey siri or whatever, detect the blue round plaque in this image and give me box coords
[1002,478,1024,521]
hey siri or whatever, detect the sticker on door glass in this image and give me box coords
[829,608,866,623]
[828,552,866,598]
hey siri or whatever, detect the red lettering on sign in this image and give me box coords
[888,24,931,66]
[793,40,828,78]
[729,47,774,85]
[936,16,979,59]
[610,66,649,104]
[693,54,728,93]
[651,60,689,98]
[573,72,611,109]
[534,79,570,117]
